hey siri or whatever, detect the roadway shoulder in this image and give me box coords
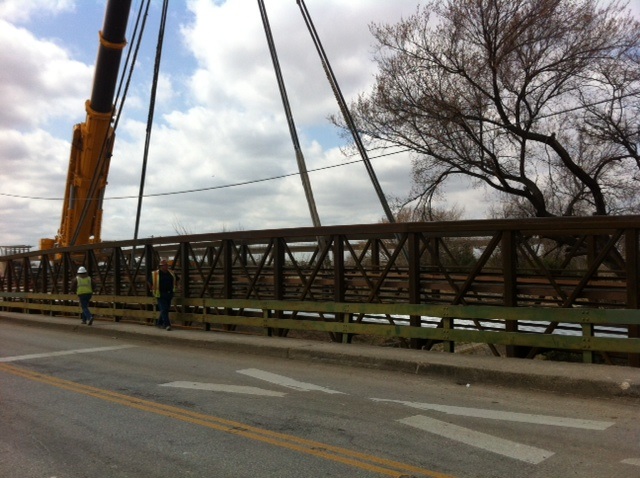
[1,312,638,400]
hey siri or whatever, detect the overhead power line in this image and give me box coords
[0,148,409,202]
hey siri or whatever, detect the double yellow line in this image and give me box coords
[1,362,453,478]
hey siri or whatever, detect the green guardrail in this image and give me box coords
[1,292,639,363]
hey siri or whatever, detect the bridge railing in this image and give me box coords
[1,215,639,365]
[1,292,639,365]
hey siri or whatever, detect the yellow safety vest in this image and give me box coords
[76,276,92,295]
[151,270,176,298]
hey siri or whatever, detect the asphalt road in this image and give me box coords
[1,322,639,478]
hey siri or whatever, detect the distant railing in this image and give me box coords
[1,216,639,365]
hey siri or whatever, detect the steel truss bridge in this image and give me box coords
[1,216,639,367]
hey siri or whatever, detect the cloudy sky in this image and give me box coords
[1,0,637,249]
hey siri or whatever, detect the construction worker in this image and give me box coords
[72,266,94,325]
[149,259,177,331]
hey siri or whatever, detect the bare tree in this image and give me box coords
[342,0,640,218]
[390,203,465,222]
[172,216,195,236]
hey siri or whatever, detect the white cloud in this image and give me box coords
[0,0,75,23]
[0,19,91,130]
[0,0,503,248]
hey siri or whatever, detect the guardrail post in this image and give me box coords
[502,230,523,358]
[269,237,285,336]
[180,242,190,298]
[408,232,425,350]
[179,241,190,326]
[222,239,235,331]
[4,260,13,293]
[274,238,284,301]
[40,253,49,294]
[581,322,594,364]
[203,244,215,331]
[333,235,345,302]
[144,244,155,324]
[333,235,349,343]
[223,239,233,299]
[341,312,353,344]
[113,248,121,296]
[62,255,71,294]
[626,228,639,367]
[21,256,30,292]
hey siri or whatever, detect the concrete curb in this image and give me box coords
[2,313,639,399]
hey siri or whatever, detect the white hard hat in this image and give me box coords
[77,266,87,274]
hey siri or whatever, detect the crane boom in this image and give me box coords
[41,0,132,251]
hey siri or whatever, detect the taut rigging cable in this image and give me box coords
[296,0,396,225]
[133,0,170,242]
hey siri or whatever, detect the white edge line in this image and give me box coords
[0,345,137,363]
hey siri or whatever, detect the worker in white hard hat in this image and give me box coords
[71,266,95,325]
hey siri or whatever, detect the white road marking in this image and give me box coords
[0,345,136,363]
[399,415,554,465]
[237,368,345,394]
[621,458,640,466]
[160,381,286,397]
[372,399,613,430]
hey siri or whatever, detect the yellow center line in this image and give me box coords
[1,363,454,478]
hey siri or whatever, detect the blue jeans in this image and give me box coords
[78,294,93,322]
[157,295,173,327]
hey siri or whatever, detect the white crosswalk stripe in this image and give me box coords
[237,368,345,394]
[160,381,286,397]
[372,398,614,430]
[399,415,554,464]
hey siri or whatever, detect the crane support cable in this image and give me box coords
[257,0,322,228]
[134,0,170,242]
[296,0,396,225]
[113,0,151,133]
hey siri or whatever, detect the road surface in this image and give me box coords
[1,322,639,477]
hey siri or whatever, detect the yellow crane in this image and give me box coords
[41,0,132,250]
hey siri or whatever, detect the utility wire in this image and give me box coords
[0,148,409,202]
[7,81,639,204]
